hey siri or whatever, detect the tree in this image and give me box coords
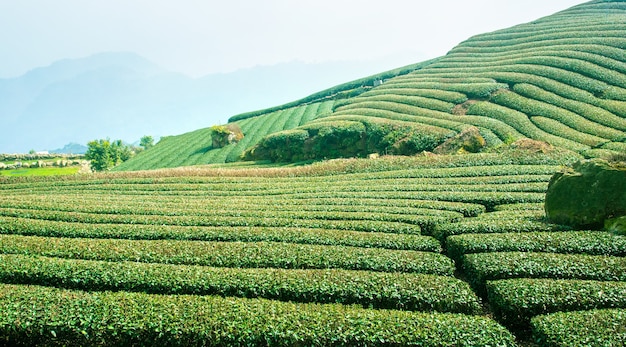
[85,138,133,171]
[140,135,154,150]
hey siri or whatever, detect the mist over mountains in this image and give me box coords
[0,51,421,153]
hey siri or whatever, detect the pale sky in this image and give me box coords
[0,0,586,78]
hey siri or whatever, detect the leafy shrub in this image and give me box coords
[531,309,626,347]
[0,234,456,275]
[447,231,626,261]
[243,118,452,162]
[0,284,516,347]
[0,254,481,314]
[0,217,439,252]
[463,251,626,293]
[487,278,626,330]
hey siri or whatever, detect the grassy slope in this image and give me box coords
[117,0,626,172]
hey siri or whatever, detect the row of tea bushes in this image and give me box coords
[531,308,626,347]
[0,234,455,275]
[0,253,481,314]
[463,251,626,294]
[0,216,441,252]
[0,284,516,347]
[487,278,626,329]
[447,230,626,261]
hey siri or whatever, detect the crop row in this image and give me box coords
[0,207,425,234]
[0,253,480,314]
[0,234,455,274]
[490,90,623,140]
[0,284,516,347]
[433,215,568,241]
[466,101,589,151]
[406,70,626,119]
[447,231,626,261]
[356,87,469,104]
[0,202,448,229]
[429,55,626,91]
[447,36,626,58]
[487,278,626,330]
[444,46,626,75]
[462,251,626,294]
[337,94,456,113]
[0,216,440,251]
[531,308,626,347]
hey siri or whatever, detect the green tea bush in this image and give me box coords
[0,235,455,275]
[531,309,626,347]
[447,231,626,261]
[0,284,516,347]
[487,278,626,329]
[0,217,438,251]
[530,116,607,147]
[491,89,623,141]
[337,94,455,113]
[463,251,626,293]
[0,254,481,314]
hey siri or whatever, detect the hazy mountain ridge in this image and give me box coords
[0,52,420,153]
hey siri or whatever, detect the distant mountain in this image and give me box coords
[50,143,88,155]
[0,51,424,153]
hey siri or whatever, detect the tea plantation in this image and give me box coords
[2,151,625,346]
[115,0,626,170]
[2,0,626,346]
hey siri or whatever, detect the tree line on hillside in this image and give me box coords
[85,136,154,171]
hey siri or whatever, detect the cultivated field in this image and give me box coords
[1,152,624,346]
[117,0,626,171]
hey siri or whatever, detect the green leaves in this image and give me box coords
[0,284,515,347]
[531,309,626,347]
[0,254,480,314]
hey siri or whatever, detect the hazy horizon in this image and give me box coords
[0,0,585,79]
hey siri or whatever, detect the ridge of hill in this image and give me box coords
[116,0,626,171]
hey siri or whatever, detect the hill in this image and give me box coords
[0,52,415,153]
[117,0,626,171]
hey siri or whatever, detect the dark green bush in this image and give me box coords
[0,284,516,347]
[0,234,455,275]
[531,309,626,347]
[0,254,481,314]
[487,278,626,330]
[243,119,450,162]
[447,231,626,261]
[463,251,626,293]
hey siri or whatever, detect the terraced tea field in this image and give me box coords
[1,153,624,346]
[116,0,626,171]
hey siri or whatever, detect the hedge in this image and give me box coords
[0,217,439,252]
[447,231,626,261]
[0,284,516,347]
[531,309,626,347]
[0,253,481,314]
[0,235,455,275]
[462,251,626,293]
[487,278,626,330]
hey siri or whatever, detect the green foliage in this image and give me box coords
[0,284,516,347]
[447,231,626,262]
[0,216,438,251]
[139,135,154,150]
[487,278,626,330]
[463,251,626,294]
[531,309,626,347]
[85,138,133,171]
[0,253,481,314]
[244,118,452,162]
[0,234,455,275]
